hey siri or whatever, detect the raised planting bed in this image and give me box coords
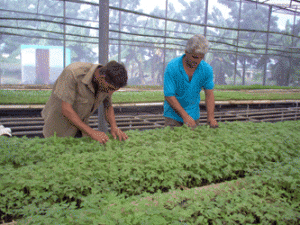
[1,89,300,105]
[0,121,300,224]
[1,84,300,91]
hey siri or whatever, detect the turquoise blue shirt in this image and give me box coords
[163,55,214,122]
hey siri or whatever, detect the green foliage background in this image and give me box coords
[1,0,300,86]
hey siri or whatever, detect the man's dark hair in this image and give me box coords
[102,61,127,88]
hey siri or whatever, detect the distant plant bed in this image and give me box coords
[0,89,300,105]
[1,121,300,224]
[214,84,300,90]
[126,84,300,90]
[1,84,300,91]
[126,85,163,90]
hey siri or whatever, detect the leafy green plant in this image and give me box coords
[0,121,299,224]
[1,88,300,104]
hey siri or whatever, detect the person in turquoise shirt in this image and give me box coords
[164,34,219,129]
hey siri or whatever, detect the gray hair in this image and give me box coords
[185,34,209,54]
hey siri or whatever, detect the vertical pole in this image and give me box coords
[234,0,242,85]
[204,0,209,37]
[295,8,299,86]
[162,0,168,85]
[0,62,2,85]
[288,7,297,86]
[98,0,109,133]
[292,7,296,47]
[285,7,296,87]
[63,0,66,69]
[263,5,272,86]
[118,0,122,63]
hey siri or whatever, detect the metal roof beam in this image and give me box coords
[242,0,300,15]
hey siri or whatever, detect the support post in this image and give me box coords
[292,7,297,47]
[234,0,242,85]
[288,7,297,86]
[162,0,168,85]
[63,0,66,69]
[204,0,209,37]
[98,0,109,133]
[118,0,122,63]
[263,5,272,86]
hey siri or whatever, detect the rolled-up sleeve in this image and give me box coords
[164,64,176,97]
[53,68,77,105]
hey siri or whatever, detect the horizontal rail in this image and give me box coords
[1,107,299,138]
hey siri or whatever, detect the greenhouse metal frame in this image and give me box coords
[0,0,300,87]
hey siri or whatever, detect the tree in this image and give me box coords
[218,0,280,85]
[1,0,95,84]
[269,20,300,86]
[207,6,240,85]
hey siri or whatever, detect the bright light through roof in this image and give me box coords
[138,0,230,17]
[257,0,300,8]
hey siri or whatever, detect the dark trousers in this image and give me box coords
[164,117,200,128]
[74,129,83,138]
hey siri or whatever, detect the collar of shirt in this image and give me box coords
[81,63,102,94]
[179,54,203,83]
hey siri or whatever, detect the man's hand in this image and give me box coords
[183,115,197,130]
[89,130,109,144]
[61,101,110,143]
[207,119,219,128]
[111,127,128,141]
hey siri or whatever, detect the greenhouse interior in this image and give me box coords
[0,1,300,225]
[1,0,300,86]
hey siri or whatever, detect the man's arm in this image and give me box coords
[165,96,189,119]
[61,101,109,143]
[103,97,128,141]
[204,89,218,127]
[104,104,118,129]
[165,96,196,127]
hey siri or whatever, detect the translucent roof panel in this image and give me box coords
[0,0,64,17]
[244,0,300,15]
[167,0,205,23]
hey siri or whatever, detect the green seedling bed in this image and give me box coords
[1,121,300,224]
[1,89,300,104]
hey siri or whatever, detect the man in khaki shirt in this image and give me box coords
[42,61,128,144]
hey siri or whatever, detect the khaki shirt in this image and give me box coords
[42,62,112,138]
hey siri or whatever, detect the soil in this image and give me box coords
[125,177,252,210]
